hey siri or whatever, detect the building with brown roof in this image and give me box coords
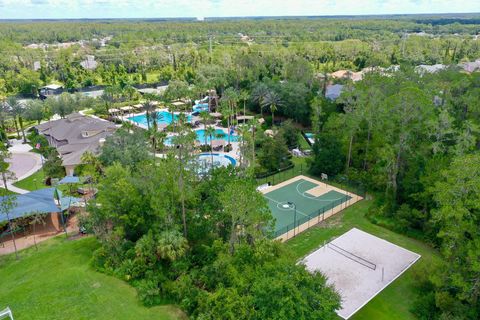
[36,113,117,175]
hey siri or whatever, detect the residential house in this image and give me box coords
[36,113,117,175]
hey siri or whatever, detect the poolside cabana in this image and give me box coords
[120,106,135,117]
[157,123,169,132]
[209,112,222,118]
[211,140,224,151]
[120,106,134,112]
[237,115,254,122]
[108,108,121,115]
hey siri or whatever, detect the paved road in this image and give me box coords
[2,140,43,194]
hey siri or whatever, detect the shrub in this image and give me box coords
[135,278,162,306]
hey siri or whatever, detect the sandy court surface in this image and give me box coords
[301,228,421,319]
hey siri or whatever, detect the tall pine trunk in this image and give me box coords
[346,134,354,172]
[2,173,18,260]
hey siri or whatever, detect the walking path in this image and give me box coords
[2,140,43,194]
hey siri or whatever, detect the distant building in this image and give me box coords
[415,64,446,74]
[80,55,98,70]
[36,113,117,175]
[330,70,363,82]
[325,84,345,100]
[458,59,480,73]
[33,61,41,71]
[39,84,63,97]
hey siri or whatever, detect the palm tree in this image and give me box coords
[199,111,211,146]
[166,102,178,133]
[100,86,116,115]
[121,121,135,133]
[220,100,234,146]
[222,88,239,126]
[7,97,26,142]
[147,110,165,159]
[30,212,47,250]
[250,118,260,170]
[261,90,282,126]
[80,151,103,194]
[142,100,156,131]
[251,83,269,118]
[156,230,188,262]
[205,125,216,170]
[236,124,250,170]
[0,101,9,145]
[239,89,249,119]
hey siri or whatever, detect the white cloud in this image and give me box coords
[0,0,479,19]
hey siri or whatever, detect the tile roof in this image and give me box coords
[36,114,116,166]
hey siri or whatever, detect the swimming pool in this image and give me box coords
[165,129,239,145]
[305,132,315,144]
[127,111,191,127]
[195,129,239,144]
[195,153,237,171]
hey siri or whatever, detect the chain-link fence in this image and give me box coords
[272,193,351,238]
[256,163,304,186]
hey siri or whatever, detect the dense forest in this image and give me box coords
[0,15,480,96]
[1,15,480,320]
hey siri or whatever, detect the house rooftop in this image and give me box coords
[36,113,116,167]
[325,84,345,100]
[40,84,63,90]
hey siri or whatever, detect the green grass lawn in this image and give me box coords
[13,169,48,191]
[0,188,18,196]
[286,199,440,320]
[298,133,311,151]
[0,236,185,320]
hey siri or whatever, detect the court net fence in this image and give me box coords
[327,242,377,270]
[256,165,366,198]
[272,193,351,238]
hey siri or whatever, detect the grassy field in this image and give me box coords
[0,236,185,320]
[298,133,311,151]
[13,169,47,191]
[286,199,440,320]
[0,188,18,195]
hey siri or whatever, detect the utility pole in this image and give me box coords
[209,34,212,56]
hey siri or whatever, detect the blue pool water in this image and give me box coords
[195,129,239,144]
[193,153,237,174]
[197,153,236,167]
[305,133,314,138]
[165,129,239,145]
[128,111,191,127]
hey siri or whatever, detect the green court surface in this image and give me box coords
[264,179,351,237]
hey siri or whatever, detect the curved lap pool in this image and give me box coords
[128,111,191,127]
[195,129,239,144]
[195,153,237,172]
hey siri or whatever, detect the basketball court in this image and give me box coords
[259,175,362,240]
[301,228,421,319]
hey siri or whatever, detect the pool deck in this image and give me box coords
[118,109,242,162]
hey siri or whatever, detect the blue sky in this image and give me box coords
[0,0,479,19]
